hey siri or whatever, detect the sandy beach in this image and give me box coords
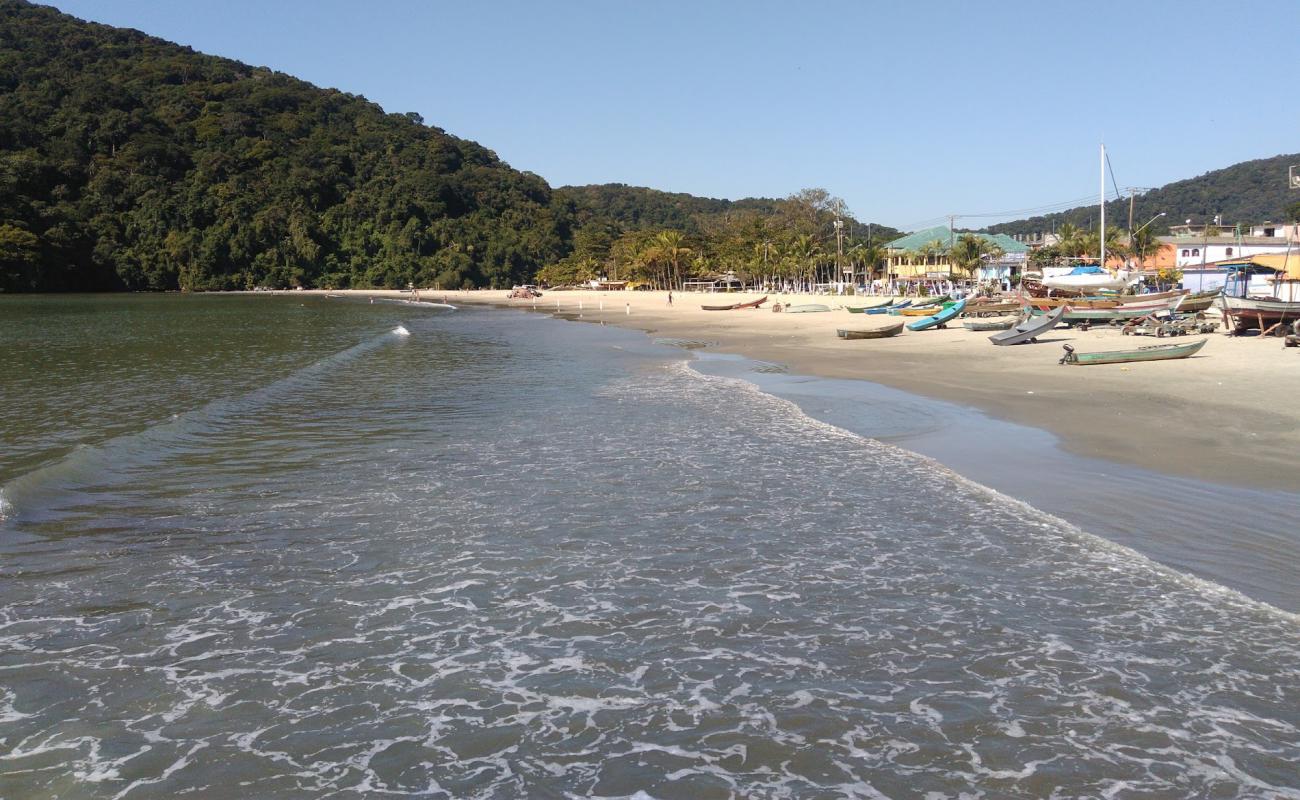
[320,288,1300,492]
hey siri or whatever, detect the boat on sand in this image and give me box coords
[962,316,1018,331]
[783,303,831,313]
[837,320,905,339]
[844,298,894,313]
[906,299,967,331]
[701,295,767,311]
[1059,338,1207,365]
[989,305,1067,345]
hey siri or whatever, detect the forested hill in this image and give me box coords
[985,152,1300,238]
[0,0,568,291]
[556,184,784,234]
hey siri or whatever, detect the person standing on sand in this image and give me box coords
[667,291,673,306]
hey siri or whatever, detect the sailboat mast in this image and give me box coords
[1100,143,1106,269]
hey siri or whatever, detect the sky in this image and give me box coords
[45,0,1300,230]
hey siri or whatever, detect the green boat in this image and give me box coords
[844,297,894,313]
[1058,338,1207,366]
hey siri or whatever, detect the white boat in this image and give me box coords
[1041,144,1137,295]
[1041,265,1137,293]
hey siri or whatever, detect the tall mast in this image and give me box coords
[1100,143,1106,269]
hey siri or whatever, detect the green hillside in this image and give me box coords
[986,153,1300,237]
[0,0,568,291]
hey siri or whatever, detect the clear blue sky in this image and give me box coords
[46,0,1300,230]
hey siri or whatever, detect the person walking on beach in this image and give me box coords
[667,291,673,306]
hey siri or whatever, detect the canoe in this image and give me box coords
[989,305,1067,345]
[837,320,905,339]
[844,298,894,313]
[864,300,910,315]
[906,298,967,331]
[962,315,1018,331]
[1059,338,1207,365]
[784,303,831,313]
[705,295,768,310]
[898,303,951,316]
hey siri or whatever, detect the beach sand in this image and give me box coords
[325,288,1300,492]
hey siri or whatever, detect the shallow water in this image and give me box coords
[1,296,1297,798]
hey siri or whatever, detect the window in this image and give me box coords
[1192,249,1200,257]
[1225,247,1233,257]
[1181,249,1190,257]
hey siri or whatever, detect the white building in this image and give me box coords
[1159,235,1295,269]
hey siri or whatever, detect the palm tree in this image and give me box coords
[653,230,691,290]
[1055,223,1085,257]
[787,233,821,289]
[949,233,990,277]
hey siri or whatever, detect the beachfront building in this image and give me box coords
[883,226,1029,288]
[1182,253,1300,295]
[1161,221,1298,269]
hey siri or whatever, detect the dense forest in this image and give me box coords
[0,0,569,291]
[986,152,1300,239]
[0,1,897,292]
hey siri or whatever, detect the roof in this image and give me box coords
[1158,235,1296,246]
[1207,253,1300,280]
[885,225,1029,254]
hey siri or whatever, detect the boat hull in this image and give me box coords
[989,305,1067,345]
[865,300,912,315]
[844,298,893,313]
[1060,338,1207,365]
[962,316,1017,331]
[1217,294,1300,332]
[906,299,967,331]
[837,321,905,339]
[784,304,831,313]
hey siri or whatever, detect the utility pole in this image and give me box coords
[947,214,956,279]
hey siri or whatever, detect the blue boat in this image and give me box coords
[865,299,912,315]
[906,298,967,331]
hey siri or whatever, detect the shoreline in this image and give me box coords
[308,288,1300,493]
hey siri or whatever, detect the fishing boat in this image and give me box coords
[701,295,767,311]
[865,299,912,315]
[1059,338,1207,365]
[989,305,1067,345]
[962,315,1018,331]
[906,299,966,331]
[837,320,905,339]
[784,303,831,313]
[844,298,894,313]
[1019,295,1119,309]
[1218,294,1300,333]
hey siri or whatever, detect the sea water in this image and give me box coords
[1,295,1297,798]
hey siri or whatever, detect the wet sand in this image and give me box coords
[317,289,1300,492]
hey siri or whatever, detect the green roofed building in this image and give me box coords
[884,225,1029,281]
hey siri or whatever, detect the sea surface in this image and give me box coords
[1,294,1297,799]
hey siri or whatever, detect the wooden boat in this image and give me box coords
[1058,301,1178,323]
[837,320,905,339]
[844,298,894,313]
[989,305,1067,345]
[702,295,767,311]
[962,315,1018,331]
[783,303,831,313]
[1059,338,1207,365]
[898,304,950,316]
[1019,294,1119,309]
[1022,278,1085,298]
[1218,294,1300,333]
[906,299,966,331]
[962,301,1021,317]
[866,299,912,315]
